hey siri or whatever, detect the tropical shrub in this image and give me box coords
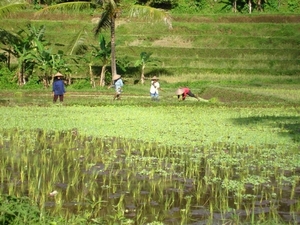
[137,0,178,9]
[264,0,280,11]
[71,78,92,89]
[0,195,41,224]
[288,0,299,12]
[22,74,44,89]
[0,68,17,89]
[171,0,206,13]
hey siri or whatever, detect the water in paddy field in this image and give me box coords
[0,128,299,224]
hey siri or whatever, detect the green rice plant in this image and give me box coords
[164,193,175,212]
[0,98,299,224]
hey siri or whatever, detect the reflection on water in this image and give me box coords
[0,129,299,224]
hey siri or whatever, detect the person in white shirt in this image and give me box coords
[149,76,161,101]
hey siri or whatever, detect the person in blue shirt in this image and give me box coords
[112,74,124,100]
[52,72,66,103]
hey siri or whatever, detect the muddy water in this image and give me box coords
[0,129,299,224]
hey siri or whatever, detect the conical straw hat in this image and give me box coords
[113,74,121,80]
[175,88,184,95]
[54,72,63,77]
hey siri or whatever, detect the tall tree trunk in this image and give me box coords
[17,69,22,85]
[249,0,252,13]
[257,0,263,11]
[22,62,26,84]
[7,50,11,69]
[65,75,71,85]
[17,62,25,85]
[140,64,145,85]
[233,0,237,13]
[89,63,95,88]
[43,71,48,88]
[100,64,107,87]
[110,14,117,83]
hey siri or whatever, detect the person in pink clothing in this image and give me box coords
[176,87,199,101]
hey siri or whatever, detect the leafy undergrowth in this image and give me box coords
[0,195,44,224]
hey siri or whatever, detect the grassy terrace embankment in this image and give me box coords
[1,12,300,106]
[1,12,300,82]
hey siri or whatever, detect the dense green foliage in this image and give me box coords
[1,11,299,90]
[0,195,42,224]
[6,0,300,13]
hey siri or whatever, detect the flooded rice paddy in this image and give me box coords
[0,128,299,224]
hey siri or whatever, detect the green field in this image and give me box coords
[0,10,300,225]
[0,102,299,224]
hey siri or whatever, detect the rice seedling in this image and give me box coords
[0,102,299,224]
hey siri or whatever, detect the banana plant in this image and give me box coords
[13,44,33,85]
[30,37,55,87]
[32,39,71,87]
[134,51,159,85]
[0,24,48,85]
[90,34,111,87]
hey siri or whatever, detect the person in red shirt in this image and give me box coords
[176,87,199,101]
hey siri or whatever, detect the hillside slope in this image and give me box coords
[1,12,300,83]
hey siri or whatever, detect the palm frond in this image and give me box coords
[94,9,111,35]
[0,3,28,19]
[107,0,118,9]
[129,5,172,29]
[34,2,93,17]
[0,29,20,45]
[68,28,88,55]
[129,5,171,22]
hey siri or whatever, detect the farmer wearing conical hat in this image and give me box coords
[176,87,199,101]
[52,72,66,103]
[112,74,124,100]
[149,76,162,101]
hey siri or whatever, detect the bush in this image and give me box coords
[71,78,92,90]
[0,68,18,89]
[288,0,300,12]
[136,0,178,9]
[0,195,41,224]
[22,74,44,89]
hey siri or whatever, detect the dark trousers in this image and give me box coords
[53,95,64,102]
[187,90,196,98]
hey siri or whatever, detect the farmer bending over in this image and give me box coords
[176,87,199,101]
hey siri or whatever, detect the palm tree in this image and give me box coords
[134,51,159,85]
[95,1,172,81]
[35,0,172,82]
[94,0,120,80]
